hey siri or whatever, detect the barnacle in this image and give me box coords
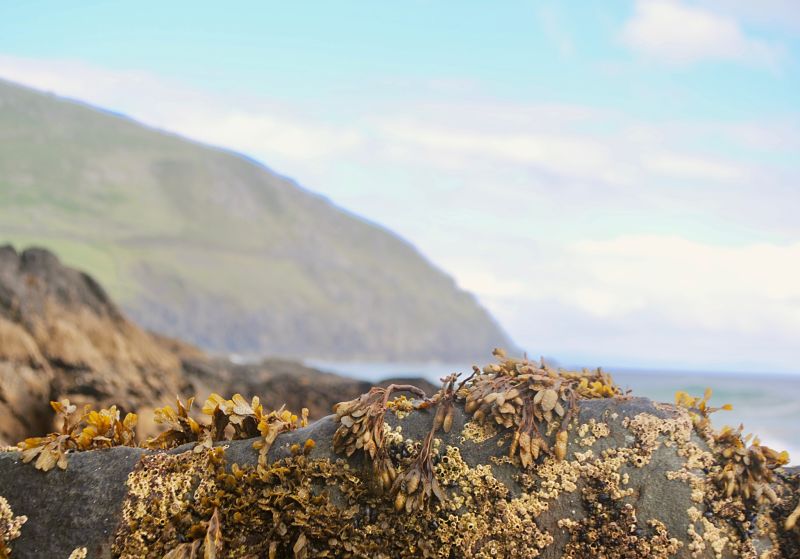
[17,399,138,471]
[67,548,87,559]
[0,496,26,559]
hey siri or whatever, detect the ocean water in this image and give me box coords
[308,361,800,466]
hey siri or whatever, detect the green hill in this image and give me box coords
[0,78,516,361]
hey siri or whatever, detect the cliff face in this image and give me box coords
[0,78,516,361]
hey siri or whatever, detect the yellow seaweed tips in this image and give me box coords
[17,399,138,471]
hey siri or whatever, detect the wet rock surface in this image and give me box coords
[1,397,797,558]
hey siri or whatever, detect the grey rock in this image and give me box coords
[1,397,796,558]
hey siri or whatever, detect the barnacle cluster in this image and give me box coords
[559,487,682,558]
[113,446,226,557]
[772,469,800,556]
[115,439,560,558]
[0,496,26,559]
[16,399,137,471]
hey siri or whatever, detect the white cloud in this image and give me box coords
[374,118,619,183]
[1,56,798,373]
[0,56,362,163]
[620,0,782,67]
[696,0,800,33]
[568,236,800,328]
[642,151,746,182]
[473,235,800,372]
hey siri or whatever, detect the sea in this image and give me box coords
[307,361,800,466]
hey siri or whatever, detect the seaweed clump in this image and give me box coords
[674,390,789,508]
[331,349,622,510]
[333,383,427,494]
[673,389,793,557]
[0,495,26,559]
[16,399,137,471]
[146,393,308,465]
[16,393,309,472]
[458,349,620,466]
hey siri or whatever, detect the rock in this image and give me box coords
[0,447,145,557]
[0,246,437,443]
[1,396,797,558]
[0,246,187,443]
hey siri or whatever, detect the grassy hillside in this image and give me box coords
[0,79,515,360]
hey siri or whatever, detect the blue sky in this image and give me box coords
[1,0,799,372]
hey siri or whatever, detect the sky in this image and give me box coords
[1,0,799,373]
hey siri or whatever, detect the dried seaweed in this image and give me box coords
[458,348,620,466]
[333,383,426,493]
[16,399,137,471]
[674,389,789,508]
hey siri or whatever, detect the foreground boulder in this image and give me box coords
[1,392,798,558]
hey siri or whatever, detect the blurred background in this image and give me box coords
[0,1,797,460]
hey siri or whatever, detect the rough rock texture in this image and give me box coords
[1,397,797,558]
[0,245,438,444]
[0,245,186,443]
[0,446,145,557]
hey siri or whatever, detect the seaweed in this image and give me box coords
[16,399,137,471]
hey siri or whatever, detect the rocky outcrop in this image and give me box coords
[1,396,797,558]
[0,246,439,444]
[0,245,186,444]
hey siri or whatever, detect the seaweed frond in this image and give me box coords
[333,383,426,493]
[17,399,137,471]
[457,351,619,466]
[391,374,456,512]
